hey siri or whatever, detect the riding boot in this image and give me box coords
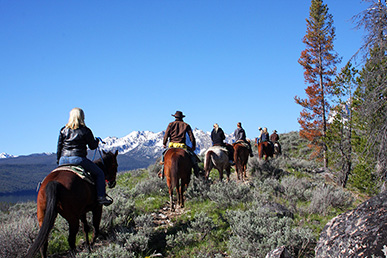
[158,150,167,180]
[158,165,165,180]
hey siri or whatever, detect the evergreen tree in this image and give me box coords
[327,62,358,187]
[354,0,387,190]
[295,0,340,168]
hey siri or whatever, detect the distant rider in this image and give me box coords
[57,107,112,206]
[211,123,234,164]
[270,129,281,154]
[160,111,200,179]
[234,122,253,157]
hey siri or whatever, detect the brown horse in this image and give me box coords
[204,146,231,182]
[163,148,193,211]
[257,141,274,160]
[233,141,249,181]
[26,150,118,258]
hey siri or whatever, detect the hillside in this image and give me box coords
[2,131,385,257]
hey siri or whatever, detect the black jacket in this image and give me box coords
[57,126,99,163]
[211,128,226,145]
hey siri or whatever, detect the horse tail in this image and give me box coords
[204,150,214,172]
[26,181,59,258]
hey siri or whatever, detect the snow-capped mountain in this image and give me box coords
[100,128,235,159]
[0,129,236,163]
[0,152,16,159]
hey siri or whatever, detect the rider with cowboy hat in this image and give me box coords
[160,111,200,178]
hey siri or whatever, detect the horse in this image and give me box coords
[233,141,250,181]
[204,146,231,182]
[257,141,274,160]
[163,148,193,211]
[26,150,118,258]
[273,142,282,157]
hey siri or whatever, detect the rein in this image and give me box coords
[92,137,106,168]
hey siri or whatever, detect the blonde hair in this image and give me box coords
[213,123,219,132]
[66,108,85,129]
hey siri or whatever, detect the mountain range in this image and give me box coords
[0,129,236,195]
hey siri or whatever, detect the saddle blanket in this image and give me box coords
[52,165,95,185]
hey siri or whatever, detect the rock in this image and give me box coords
[265,245,293,258]
[315,190,387,257]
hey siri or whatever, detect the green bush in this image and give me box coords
[226,205,315,258]
[207,180,251,208]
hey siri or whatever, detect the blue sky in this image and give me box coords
[1,0,368,156]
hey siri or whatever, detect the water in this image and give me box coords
[0,190,37,203]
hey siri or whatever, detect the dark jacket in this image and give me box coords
[211,128,226,145]
[163,119,196,150]
[234,127,246,142]
[270,133,279,142]
[260,132,269,142]
[57,126,99,163]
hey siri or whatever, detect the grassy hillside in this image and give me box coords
[0,132,369,257]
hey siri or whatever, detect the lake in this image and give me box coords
[0,190,37,203]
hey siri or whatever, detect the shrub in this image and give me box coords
[226,205,315,258]
[308,183,354,215]
[249,158,286,180]
[76,243,135,258]
[185,176,211,202]
[167,212,215,247]
[207,180,251,208]
[0,213,38,258]
[281,176,313,202]
[101,185,137,230]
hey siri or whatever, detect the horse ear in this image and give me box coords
[114,150,118,156]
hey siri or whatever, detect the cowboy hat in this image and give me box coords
[172,111,185,118]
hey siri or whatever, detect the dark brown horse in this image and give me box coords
[26,150,118,258]
[233,141,249,181]
[163,148,193,211]
[204,146,231,182]
[257,141,274,160]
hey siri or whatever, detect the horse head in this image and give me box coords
[101,150,118,188]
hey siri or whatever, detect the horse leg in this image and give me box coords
[81,214,91,252]
[226,166,231,182]
[219,168,223,182]
[244,164,247,179]
[91,206,103,245]
[180,183,185,208]
[168,185,175,211]
[68,219,80,254]
[176,180,181,208]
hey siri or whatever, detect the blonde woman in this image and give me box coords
[211,123,226,146]
[57,107,112,206]
[259,127,270,142]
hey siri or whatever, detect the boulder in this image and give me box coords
[315,190,387,257]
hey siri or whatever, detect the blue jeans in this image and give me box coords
[59,156,106,198]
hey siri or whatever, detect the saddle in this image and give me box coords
[210,145,229,154]
[53,165,95,185]
[234,140,249,148]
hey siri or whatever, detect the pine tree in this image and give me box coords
[295,0,340,168]
[326,62,358,187]
[354,0,387,190]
